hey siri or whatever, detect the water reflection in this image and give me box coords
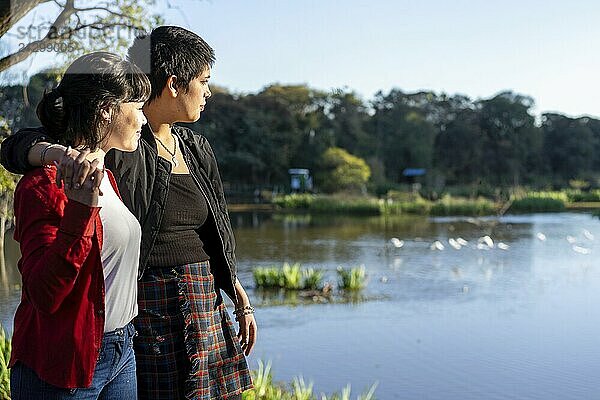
[233,212,538,306]
[253,287,378,307]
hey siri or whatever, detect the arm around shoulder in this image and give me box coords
[0,127,54,174]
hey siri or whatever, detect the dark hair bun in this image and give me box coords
[36,88,67,139]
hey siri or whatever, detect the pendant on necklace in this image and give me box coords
[172,157,179,168]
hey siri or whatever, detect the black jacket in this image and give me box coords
[1,125,238,301]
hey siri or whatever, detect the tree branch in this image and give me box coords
[73,6,129,20]
[0,0,76,72]
[0,35,61,72]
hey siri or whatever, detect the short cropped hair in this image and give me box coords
[127,26,215,103]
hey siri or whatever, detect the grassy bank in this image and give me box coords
[242,360,377,400]
[272,189,600,216]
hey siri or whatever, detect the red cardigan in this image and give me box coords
[10,166,123,389]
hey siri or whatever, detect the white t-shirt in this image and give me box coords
[97,174,141,332]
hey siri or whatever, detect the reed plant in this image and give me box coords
[273,194,380,215]
[565,189,600,202]
[337,266,367,291]
[379,198,432,215]
[303,268,324,290]
[242,360,378,400]
[509,191,566,212]
[253,264,324,290]
[273,194,315,209]
[282,263,303,289]
[253,267,284,288]
[0,324,10,400]
[429,195,496,216]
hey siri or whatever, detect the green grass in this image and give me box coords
[243,360,378,400]
[303,268,324,291]
[337,266,367,291]
[509,191,567,213]
[273,195,380,215]
[253,263,325,290]
[272,194,315,209]
[0,324,9,400]
[272,190,598,216]
[429,195,496,216]
[565,189,600,202]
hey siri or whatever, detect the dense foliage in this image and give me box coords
[3,79,599,192]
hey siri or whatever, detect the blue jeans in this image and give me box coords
[10,323,137,400]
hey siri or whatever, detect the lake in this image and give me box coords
[3,212,600,399]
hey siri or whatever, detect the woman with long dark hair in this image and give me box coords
[9,52,150,399]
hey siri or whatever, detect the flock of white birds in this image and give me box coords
[388,229,595,255]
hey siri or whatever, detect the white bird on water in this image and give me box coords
[478,235,494,248]
[390,238,404,248]
[566,235,577,244]
[536,232,547,241]
[448,238,462,250]
[456,237,469,246]
[430,241,445,251]
[476,243,490,250]
[583,229,595,241]
[497,242,510,250]
[573,245,591,255]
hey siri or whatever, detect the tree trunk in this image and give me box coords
[0,0,49,37]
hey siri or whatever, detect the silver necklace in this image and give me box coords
[151,124,179,168]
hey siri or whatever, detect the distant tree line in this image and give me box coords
[2,74,599,193]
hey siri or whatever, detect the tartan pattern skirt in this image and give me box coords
[133,261,253,400]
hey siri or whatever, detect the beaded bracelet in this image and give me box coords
[234,310,255,322]
[233,305,255,321]
[234,305,255,315]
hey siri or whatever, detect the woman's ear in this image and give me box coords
[100,108,112,124]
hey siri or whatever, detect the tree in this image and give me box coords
[0,0,162,73]
[325,89,371,157]
[477,92,542,185]
[371,89,437,182]
[542,113,595,183]
[258,84,333,174]
[318,147,371,194]
[0,69,59,133]
[434,108,484,185]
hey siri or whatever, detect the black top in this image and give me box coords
[147,173,209,267]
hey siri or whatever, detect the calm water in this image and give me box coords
[3,212,600,399]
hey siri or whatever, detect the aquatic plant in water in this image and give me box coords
[337,266,367,291]
[303,268,324,290]
[282,262,303,289]
[253,264,324,290]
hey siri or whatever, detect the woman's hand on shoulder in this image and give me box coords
[56,147,102,194]
[62,158,103,207]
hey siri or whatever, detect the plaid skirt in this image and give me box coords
[133,261,253,400]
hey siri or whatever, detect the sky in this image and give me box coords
[3,0,600,118]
